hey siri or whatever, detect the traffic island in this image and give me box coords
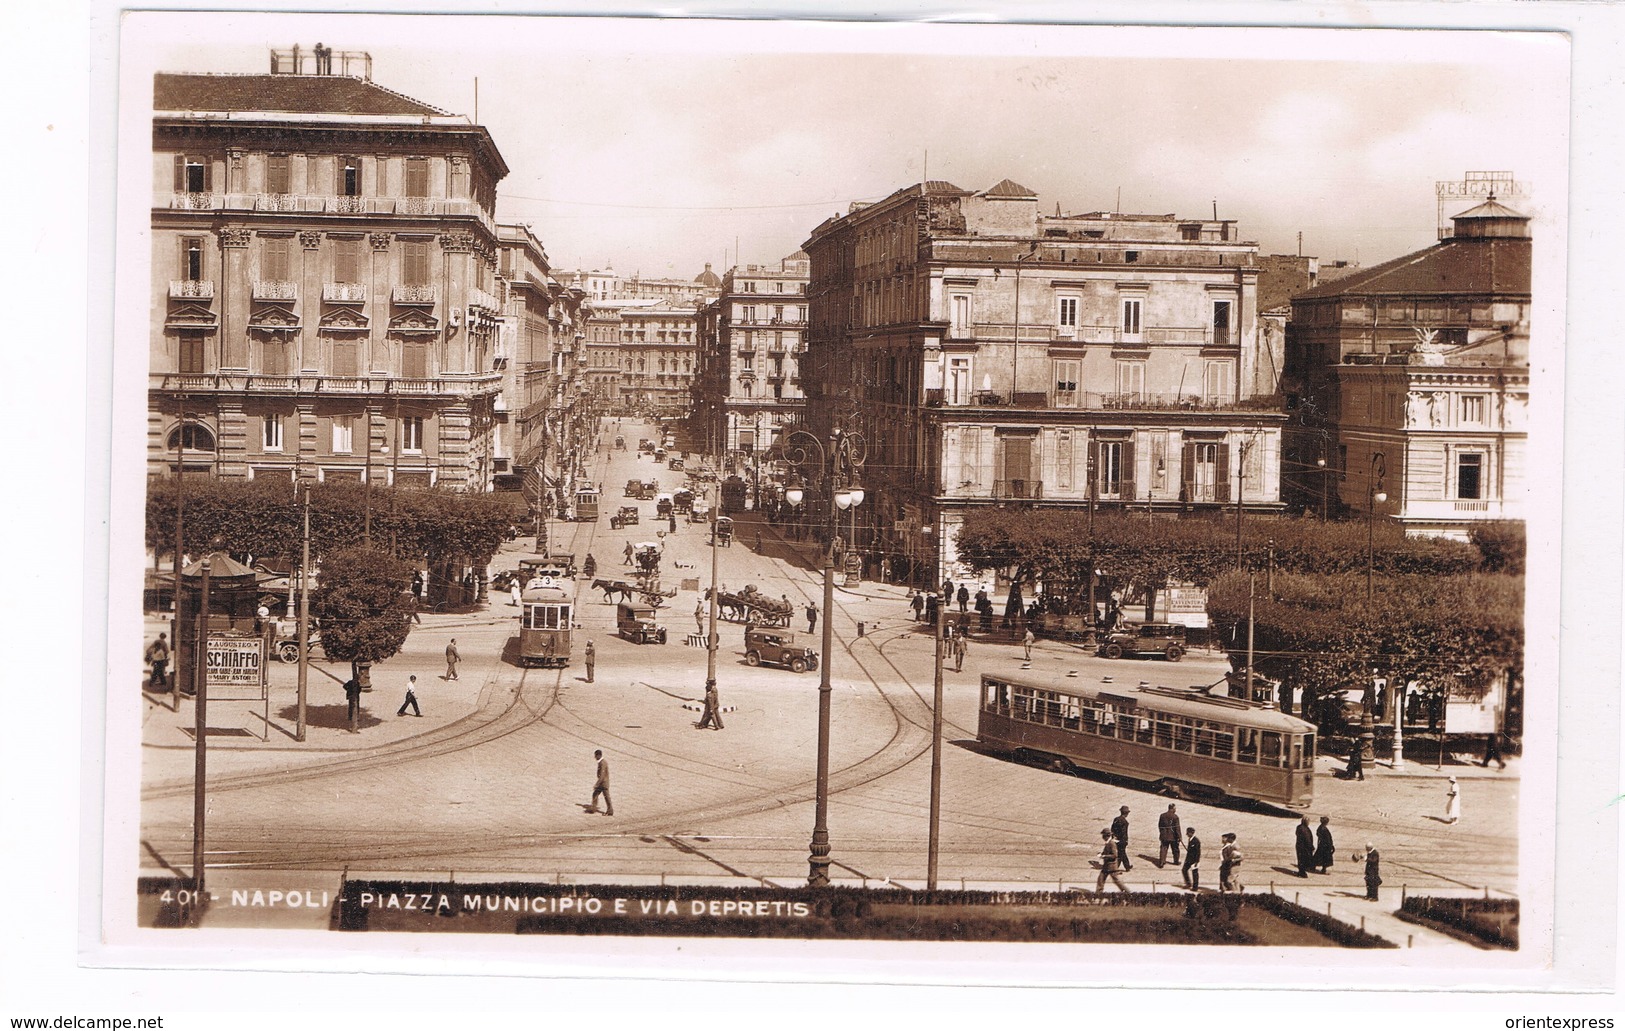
[333,879,1394,946]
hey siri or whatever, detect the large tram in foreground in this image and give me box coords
[517,562,574,668]
[978,672,1316,807]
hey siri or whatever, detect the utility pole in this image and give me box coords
[171,408,186,711]
[191,558,212,892]
[927,583,946,889]
[295,484,311,742]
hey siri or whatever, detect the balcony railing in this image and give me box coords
[170,192,220,210]
[157,193,501,237]
[467,286,501,314]
[323,283,367,303]
[151,372,503,396]
[253,280,298,301]
[992,480,1044,500]
[169,279,214,299]
[392,285,436,305]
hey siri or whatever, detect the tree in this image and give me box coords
[312,547,418,666]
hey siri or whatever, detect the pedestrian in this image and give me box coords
[669,512,677,533]
[1094,828,1128,894]
[396,674,422,717]
[1346,745,1365,781]
[979,598,994,633]
[343,675,362,733]
[1295,815,1315,877]
[956,585,969,612]
[951,631,967,673]
[806,602,818,635]
[697,679,724,731]
[510,581,522,607]
[1444,776,1460,823]
[1111,806,1133,870]
[410,595,422,624]
[145,632,170,689]
[1022,627,1035,662]
[588,749,613,816]
[1157,803,1182,867]
[1219,832,1243,893]
[1314,816,1335,874]
[911,592,925,621]
[624,541,635,566]
[755,529,763,551]
[694,599,706,636]
[584,640,595,683]
[445,638,460,681]
[1181,827,1202,891]
[1359,842,1382,900]
[1481,732,1507,770]
[942,578,954,602]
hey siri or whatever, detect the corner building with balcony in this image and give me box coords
[149,50,510,490]
[801,179,1284,582]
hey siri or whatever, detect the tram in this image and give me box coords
[517,560,574,668]
[978,672,1316,807]
[573,485,601,523]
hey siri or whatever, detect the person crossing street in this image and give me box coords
[445,638,461,681]
[588,749,613,816]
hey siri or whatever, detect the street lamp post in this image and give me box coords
[1366,451,1387,602]
[782,427,865,888]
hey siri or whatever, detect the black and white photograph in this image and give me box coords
[11,1,1623,1025]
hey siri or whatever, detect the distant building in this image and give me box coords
[802,179,1283,585]
[1284,197,1531,537]
[149,47,512,491]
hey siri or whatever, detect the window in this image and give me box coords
[401,415,424,453]
[1212,300,1233,346]
[331,341,358,377]
[946,357,972,406]
[1180,224,1201,241]
[950,293,972,338]
[260,236,291,282]
[403,156,428,198]
[402,341,427,379]
[1053,358,1080,407]
[166,423,215,451]
[1457,452,1484,500]
[261,338,290,376]
[1460,394,1487,425]
[266,154,291,195]
[178,334,205,374]
[331,416,354,454]
[1116,360,1145,400]
[741,305,756,323]
[1203,360,1233,405]
[173,154,210,193]
[1182,440,1222,503]
[1095,438,1133,498]
[333,237,363,284]
[1121,297,1143,340]
[402,239,430,287]
[773,305,784,322]
[337,157,361,197]
[1057,296,1079,336]
[262,415,284,452]
[182,238,204,282]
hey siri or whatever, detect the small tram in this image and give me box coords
[517,559,574,668]
[573,485,601,523]
[978,672,1316,807]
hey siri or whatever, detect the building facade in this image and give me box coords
[1284,199,1531,536]
[802,179,1284,584]
[149,50,510,491]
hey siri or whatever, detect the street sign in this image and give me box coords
[205,633,267,701]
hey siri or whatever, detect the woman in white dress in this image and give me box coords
[1444,776,1461,824]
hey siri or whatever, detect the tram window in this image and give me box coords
[1237,728,1259,764]
[1119,715,1138,741]
[1194,728,1214,757]
[1154,719,1175,749]
[1079,704,1098,733]
[1099,708,1116,736]
[1214,731,1234,761]
[1063,702,1081,730]
[1174,720,1194,752]
[1261,731,1283,767]
[1297,735,1315,768]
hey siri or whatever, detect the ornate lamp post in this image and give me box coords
[782,427,865,888]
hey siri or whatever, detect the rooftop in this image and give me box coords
[154,71,451,118]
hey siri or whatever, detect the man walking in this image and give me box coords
[1219,832,1243,893]
[1157,804,1182,867]
[343,674,362,733]
[694,599,706,636]
[588,749,614,816]
[396,674,422,717]
[145,632,170,690]
[697,679,724,731]
[1346,745,1365,781]
[806,602,818,635]
[1094,829,1128,894]
[1444,776,1461,824]
[956,585,969,613]
[445,638,460,681]
[1360,842,1383,900]
[583,640,596,683]
[1181,827,1202,891]
[911,592,925,622]
[1481,732,1507,770]
[623,541,635,566]
[1022,627,1034,662]
[951,630,967,673]
[1295,815,1315,877]
[1111,806,1133,870]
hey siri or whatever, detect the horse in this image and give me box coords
[705,587,747,622]
[592,578,636,604]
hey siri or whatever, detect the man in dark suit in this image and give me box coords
[1181,827,1202,891]
[1157,804,1182,867]
[589,749,613,816]
[1362,843,1383,900]
[1314,816,1336,874]
[1295,815,1315,877]
[1111,806,1133,870]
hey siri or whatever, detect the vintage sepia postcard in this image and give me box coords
[84,6,1603,996]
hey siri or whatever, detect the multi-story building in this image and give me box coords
[149,47,510,491]
[618,300,701,416]
[802,179,1284,584]
[1284,198,1531,536]
[692,253,811,468]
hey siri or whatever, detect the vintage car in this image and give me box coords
[616,602,668,644]
[624,478,644,498]
[1098,621,1188,661]
[743,627,819,674]
[610,505,640,529]
[655,493,674,519]
[653,447,667,462]
[638,439,655,453]
[668,455,685,471]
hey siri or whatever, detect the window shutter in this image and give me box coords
[174,155,185,192]
[1121,438,1136,500]
[1181,442,1197,495]
[1215,442,1231,503]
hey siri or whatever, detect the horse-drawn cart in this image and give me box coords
[705,584,793,627]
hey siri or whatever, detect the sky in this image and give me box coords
[130,13,1568,282]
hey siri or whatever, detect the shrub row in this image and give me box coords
[1398,895,1519,950]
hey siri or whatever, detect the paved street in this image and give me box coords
[138,418,1519,947]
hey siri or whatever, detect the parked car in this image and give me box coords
[744,627,819,674]
[616,602,668,644]
[624,478,644,498]
[668,456,685,471]
[611,505,640,529]
[638,439,655,453]
[1098,622,1188,661]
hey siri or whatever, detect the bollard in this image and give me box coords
[1484,886,1490,899]
[1295,892,1300,906]
[660,872,665,886]
[1408,934,1414,948]
[1361,916,1366,932]
[1327,902,1333,915]
[961,879,966,891]
[1402,884,1407,904]
[857,621,866,637]
[1269,880,1275,895]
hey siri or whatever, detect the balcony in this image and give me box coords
[331,195,367,214]
[1399,498,1517,521]
[993,480,1044,500]
[168,279,214,300]
[150,372,503,397]
[169,192,220,210]
[253,280,298,301]
[391,285,436,305]
[156,194,501,237]
[324,283,367,303]
[467,285,501,314]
